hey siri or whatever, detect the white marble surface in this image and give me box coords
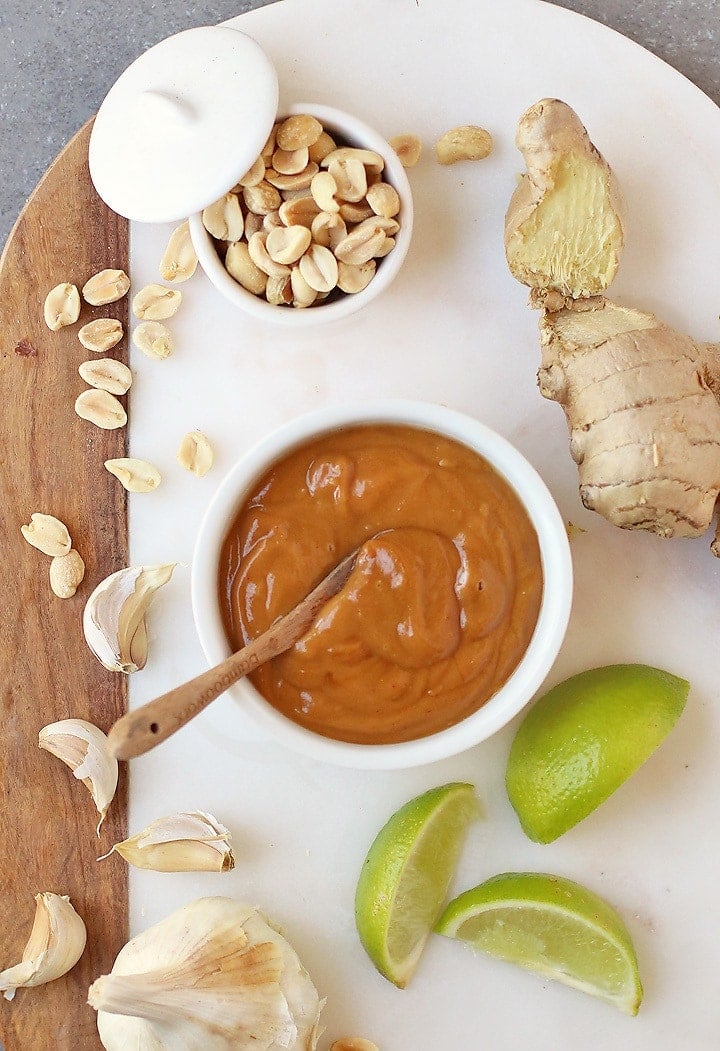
[121,0,719,1047]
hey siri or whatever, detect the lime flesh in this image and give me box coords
[355,782,479,988]
[506,664,689,843]
[436,872,643,1015]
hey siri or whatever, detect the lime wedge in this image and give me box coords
[506,664,689,843]
[355,782,479,988]
[436,872,643,1014]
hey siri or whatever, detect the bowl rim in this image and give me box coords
[191,399,573,769]
[188,101,414,327]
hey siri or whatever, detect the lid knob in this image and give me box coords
[136,90,197,128]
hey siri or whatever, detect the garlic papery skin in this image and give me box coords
[83,564,177,674]
[88,898,322,1051]
[39,718,118,834]
[98,811,235,872]
[0,893,87,1001]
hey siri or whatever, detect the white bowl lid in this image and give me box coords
[89,26,279,223]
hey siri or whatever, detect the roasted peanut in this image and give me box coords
[132,321,173,360]
[225,242,268,295]
[159,221,199,282]
[436,124,493,164]
[82,269,130,306]
[132,284,182,321]
[389,133,422,167]
[78,318,123,354]
[276,114,323,151]
[78,358,132,395]
[74,389,127,430]
[49,549,85,598]
[21,513,72,557]
[177,431,214,477]
[104,458,161,493]
[44,283,80,331]
[202,194,245,242]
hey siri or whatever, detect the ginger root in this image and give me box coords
[540,301,720,541]
[505,99,720,553]
[505,99,625,302]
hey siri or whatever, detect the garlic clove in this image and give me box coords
[89,897,323,1051]
[99,812,235,872]
[39,718,119,834]
[83,564,176,674]
[0,893,87,1001]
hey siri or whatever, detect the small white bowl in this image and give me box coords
[191,401,573,768]
[189,102,413,326]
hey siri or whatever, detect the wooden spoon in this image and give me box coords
[106,548,359,760]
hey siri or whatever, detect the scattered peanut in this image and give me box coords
[389,133,422,168]
[159,221,198,282]
[49,549,85,599]
[43,283,80,331]
[132,284,182,321]
[104,458,161,493]
[204,114,403,309]
[74,389,127,430]
[177,431,214,477]
[78,318,123,354]
[78,358,132,396]
[82,268,131,306]
[435,124,493,164]
[132,321,174,360]
[21,513,72,557]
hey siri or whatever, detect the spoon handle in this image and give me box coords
[106,550,357,760]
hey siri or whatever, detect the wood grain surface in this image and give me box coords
[0,121,128,1051]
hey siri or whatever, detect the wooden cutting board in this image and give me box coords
[0,120,128,1051]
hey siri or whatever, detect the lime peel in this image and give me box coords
[436,871,643,1015]
[355,782,479,988]
[506,663,689,843]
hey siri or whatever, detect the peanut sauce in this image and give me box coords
[219,424,543,744]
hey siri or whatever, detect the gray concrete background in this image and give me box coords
[0,0,718,247]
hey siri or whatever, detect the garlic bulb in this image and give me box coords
[83,563,176,673]
[39,718,118,834]
[0,893,87,1001]
[98,812,234,872]
[89,897,323,1050]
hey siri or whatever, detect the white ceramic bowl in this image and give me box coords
[189,102,413,326]
[192,401,573,768]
